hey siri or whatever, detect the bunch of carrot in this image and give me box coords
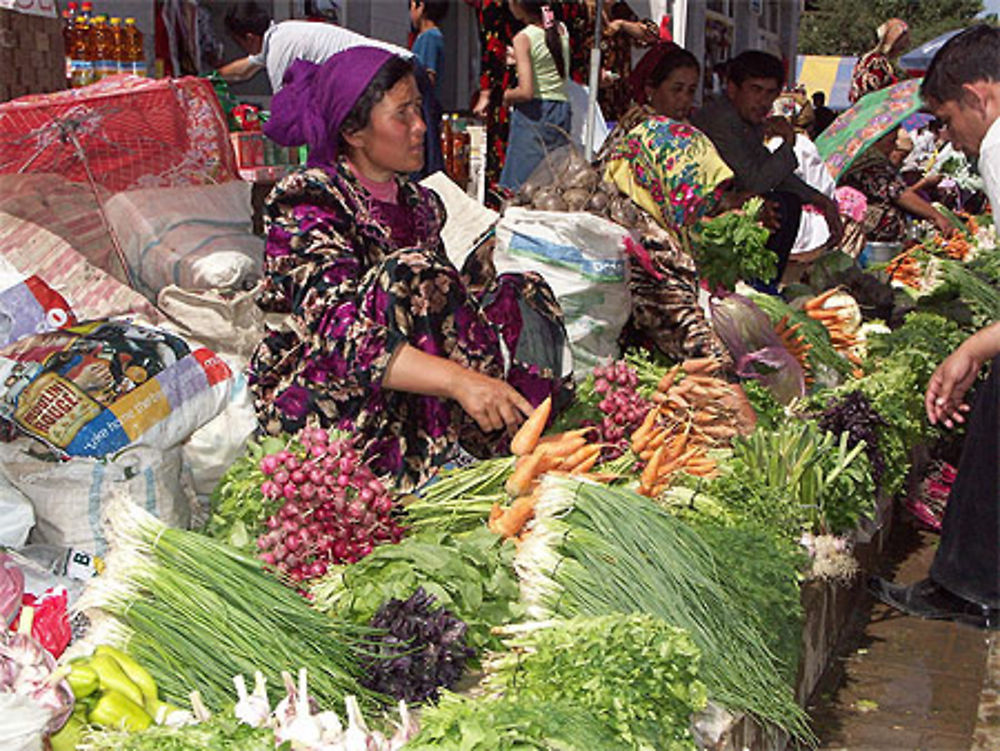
[886,249,925,290]
[773,314,813,386]
[488,396,603,540]
[801,288,863,368]
[630,357,743,497]
[933,233,972,261]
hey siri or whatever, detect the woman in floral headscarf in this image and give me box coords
[849,18,910,104]
[602,116,735,362]
[253,48,572,491]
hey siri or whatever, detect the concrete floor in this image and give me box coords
[807,522,999,750]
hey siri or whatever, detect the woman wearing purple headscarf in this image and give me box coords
[249,48,572,491]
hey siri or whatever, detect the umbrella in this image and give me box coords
[814,78,923,182]
[899,29,962,74]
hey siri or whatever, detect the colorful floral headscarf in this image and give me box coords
[604,116,733,229]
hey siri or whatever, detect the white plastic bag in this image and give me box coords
[494,207,632,374]
[0,473,34,548]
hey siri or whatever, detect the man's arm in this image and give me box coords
[217,56,265,83]
[693,108,798,194]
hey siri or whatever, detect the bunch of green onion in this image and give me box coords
[515,475,814,742]
[74,495,384,712]
[405,456,514,533]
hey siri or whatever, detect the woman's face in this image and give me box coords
[647,66,700,121]
[344,74,427,180]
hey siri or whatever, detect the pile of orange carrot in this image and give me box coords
[801,288,863,368]
[886,250,925,290]
[773,314,813,386]
[488,396,603,540]
[630,357,745,497]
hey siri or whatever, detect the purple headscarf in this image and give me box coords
[264,46,396,168]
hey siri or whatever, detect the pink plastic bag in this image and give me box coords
[0,553,25,628]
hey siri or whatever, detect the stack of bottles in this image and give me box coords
[61,2,146,89]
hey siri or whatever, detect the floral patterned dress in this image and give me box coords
[476,0,522,204]
[249,161,572,491]
[839,149,907,242]
[849,52,903,104]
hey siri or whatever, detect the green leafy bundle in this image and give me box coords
[77,497,382,713]
[310,527,522,654]
[407,691,624,750]
[516,477,813,741]
[482,615,706,751]
[203,435,291,552]
[688,197,775,291]
[78,709,279,751]
[865,311,966,364]
[719,419,875,536]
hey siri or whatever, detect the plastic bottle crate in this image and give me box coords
[229,132,302,181]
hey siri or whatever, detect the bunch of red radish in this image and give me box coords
[591,361,652,457]
[255,428,406,583]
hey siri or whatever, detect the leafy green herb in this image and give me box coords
[408,691,624,750]
[483,615,706,751]
[78,709,281,751]
[688,198,775,291]
[203,435,291,552]
[310,527,522,654]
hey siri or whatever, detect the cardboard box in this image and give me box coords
[0,8,65,103]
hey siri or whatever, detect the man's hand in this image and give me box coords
[815,194,844,246]
[450,368,533,434]
[763,116,796,144]
[925,346,981,428]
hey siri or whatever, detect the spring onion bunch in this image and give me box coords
[404,457,514,534]
[515,476,813,742]
[74,494,385,713]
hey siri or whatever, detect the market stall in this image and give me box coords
[1,52,996,751]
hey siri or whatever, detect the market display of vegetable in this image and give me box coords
[685,197,775,291]
[34,203,1000,751]
[483,615,706,751]
[74,496,384,714]
[359,587,474,703]
[254,428,406,583]
[310,527,521,655]
[406,691,624,750]
[720,420,874,536]
[515,475,812,741]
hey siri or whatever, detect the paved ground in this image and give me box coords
[808,520,999,751]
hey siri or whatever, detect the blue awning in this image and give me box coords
[795,55,857,112]
[899,29,963,74]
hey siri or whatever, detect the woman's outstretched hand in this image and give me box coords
[451,368,533,434]
[383,344,532,434]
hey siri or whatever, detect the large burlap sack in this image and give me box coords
[0,440,193,557]
[494,207,631,373]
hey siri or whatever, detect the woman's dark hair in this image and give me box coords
[922,24,1000,105]
[224,1,271,37]
[648,47,700,89]
[517,1,567,79]
[726,50,785,88]
[339,56,417,147]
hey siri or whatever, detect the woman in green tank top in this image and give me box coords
[499,0,572,191]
